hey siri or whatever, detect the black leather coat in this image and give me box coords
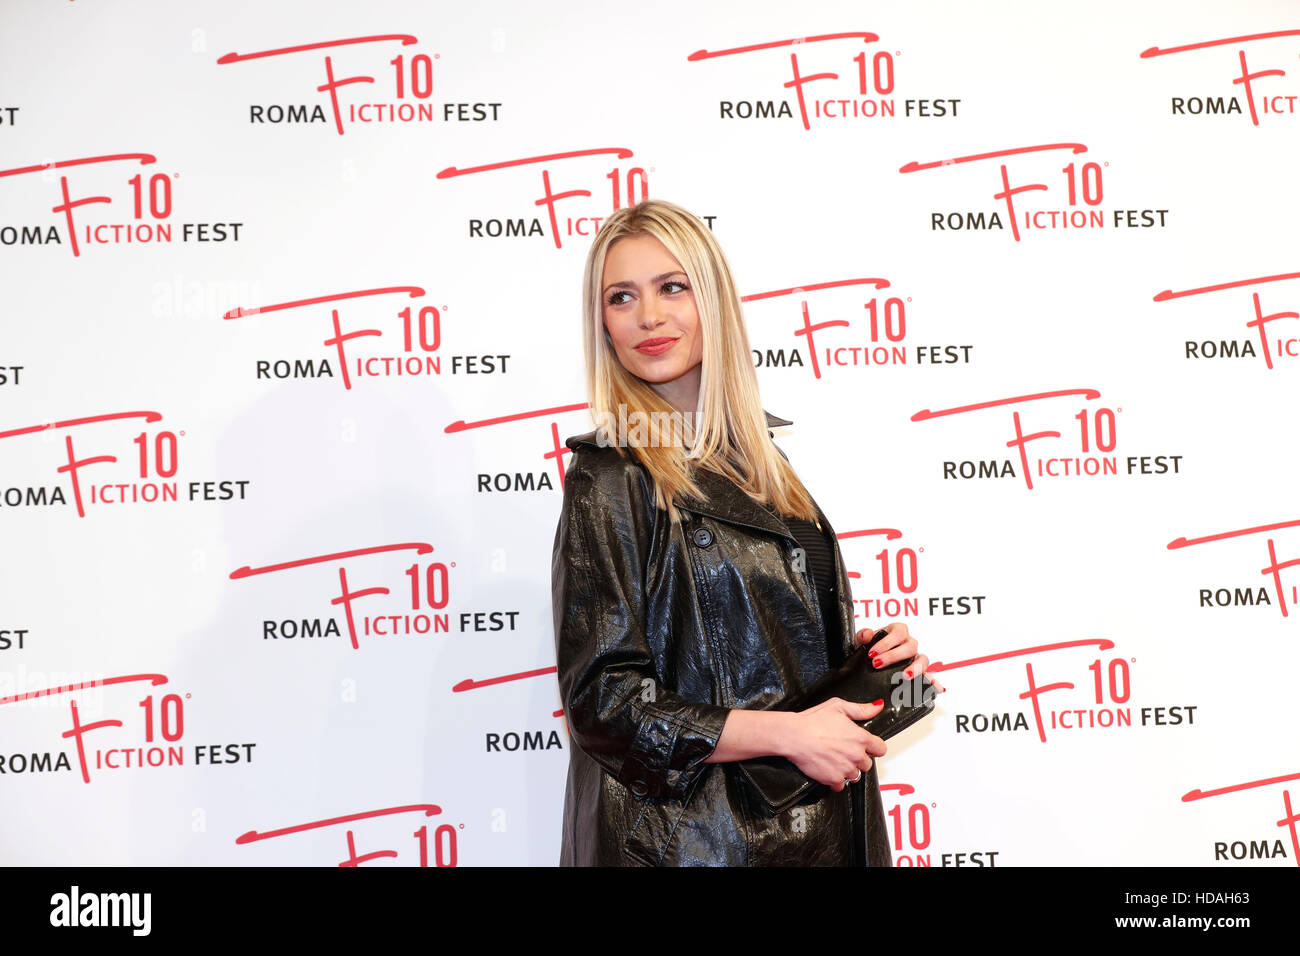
[552,411,892,866]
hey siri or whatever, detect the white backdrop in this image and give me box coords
[2,0,1297,866]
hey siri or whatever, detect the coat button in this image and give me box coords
[629,780,649,797]
[692,526,714,548]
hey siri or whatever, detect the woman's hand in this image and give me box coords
[783,698,888,792]
[710,625,945,774]
[855,622,946,693]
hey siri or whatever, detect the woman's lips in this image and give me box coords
[635,337,679,356]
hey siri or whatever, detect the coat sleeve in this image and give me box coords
[552,449,730,800]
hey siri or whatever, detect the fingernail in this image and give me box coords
[871,699,883,707]
[867,649,878,658]
[872,658,883,668]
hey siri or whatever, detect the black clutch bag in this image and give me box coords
[736,630,937,814]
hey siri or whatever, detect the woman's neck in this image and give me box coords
[649,364,701,416]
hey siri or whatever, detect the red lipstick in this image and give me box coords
[635,337,679,355]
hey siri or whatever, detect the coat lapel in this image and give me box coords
[678,466,794,542]
[676,410,795,542]
[684,416,858,658]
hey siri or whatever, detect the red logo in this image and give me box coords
[237,804,459,866]
[934,637,1194,743]
[437,147,651,250]
[1156,270,1300,369]
[1183,771,1300,865]
[740,277,965,375]
[0,673,223,784]
[1168,517,1300,618]
[446,403,587,491]
[900,143,1164,241]
[230,542,450,650]
[223,285,481,388]
[0,411,247,516]
[912,388,1182,490]
[217,34,457,134]
[1141,29,1300,125]
[0,153,231,257]
[881,782,1000,867]
[687,32,957,129]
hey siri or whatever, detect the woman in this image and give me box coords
[551,199,939,866]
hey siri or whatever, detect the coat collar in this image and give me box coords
[565,410,798,543]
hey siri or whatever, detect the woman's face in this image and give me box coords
[600,233,704,411]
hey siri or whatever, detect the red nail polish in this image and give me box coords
[871,699,883,707]
[867,649,878,658]
[903,670,912,679]
[872,658,883,668]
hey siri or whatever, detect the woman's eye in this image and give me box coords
[606,282,687,306]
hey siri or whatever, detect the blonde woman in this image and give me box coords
[551,199,937,866]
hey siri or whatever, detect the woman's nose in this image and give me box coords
[638,293,665,327]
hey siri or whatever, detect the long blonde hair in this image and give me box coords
[580,199,817,523]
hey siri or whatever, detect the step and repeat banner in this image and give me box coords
[2,0,1296,867]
